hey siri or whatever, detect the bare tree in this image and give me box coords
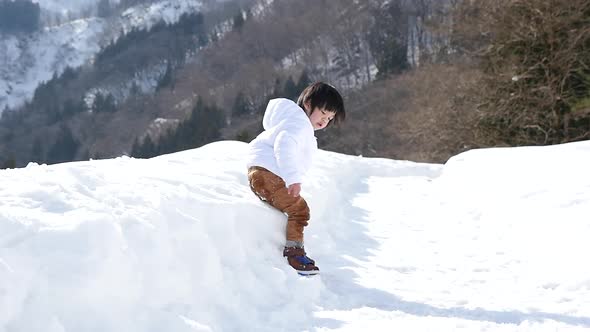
[451,0,590,145]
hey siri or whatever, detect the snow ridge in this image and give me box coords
[1,140,590,331]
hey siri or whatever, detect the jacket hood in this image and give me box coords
[262,98,307,130]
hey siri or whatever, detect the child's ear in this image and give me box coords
[303,101,312,113]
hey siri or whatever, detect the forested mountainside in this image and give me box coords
[1,0,589,168]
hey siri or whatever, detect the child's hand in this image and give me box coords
[288,183,301,197]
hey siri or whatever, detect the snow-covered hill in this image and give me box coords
[1,140,589,331]
[0,0,203,113]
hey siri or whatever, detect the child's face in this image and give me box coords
[308,108,336,130]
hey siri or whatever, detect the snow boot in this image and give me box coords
[283,247,320,276]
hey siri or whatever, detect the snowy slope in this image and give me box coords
[33,0,114,17]
[0,0,203,113]
[0,18,105,111]
[0,140,589,331]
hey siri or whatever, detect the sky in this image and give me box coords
[0,140,589,331]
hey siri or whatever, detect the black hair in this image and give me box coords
[296,82,345,126]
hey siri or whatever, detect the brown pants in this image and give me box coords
[247,166,310,244]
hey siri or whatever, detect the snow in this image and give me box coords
[120,0,203,31]
[33,0,119,17]
[1,140,590,331]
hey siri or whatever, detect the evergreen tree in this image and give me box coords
[1,157,16,169]
[156,128,176,155]
[31,137,44,164]
[131,135,157,159]
[46,125,79,164]
[232,91,251,117]
[297,70,311,93]
[93,93,117,113]
[62,98,85,118]
[157,62,175,91]
[137,97,226,158]
[130,82,141,96]
[45,101,62,125]
[283,76,299,101]
[233,11,245,31]
[177,12,204,35]
[368,0,409,78]
[269,78,282,100]
[60,66,79,82]
[81,150,90,161]
[190,99,224,146]
[33,79,57,107]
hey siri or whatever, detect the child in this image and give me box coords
[246,82,345,275]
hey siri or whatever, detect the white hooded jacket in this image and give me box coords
[246,98,317,186]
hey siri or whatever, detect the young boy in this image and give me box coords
[246,82,345,275]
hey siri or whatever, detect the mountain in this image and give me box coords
[0,140,589,331]
[3,0,586,170]
[0,0,206,112]
[2,0,413,168]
